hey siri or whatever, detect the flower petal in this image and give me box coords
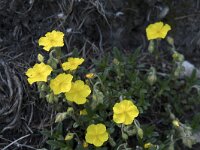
[160,24,171,38]
[85,133,95,144]
[25,63,52,84]
[93,137,104,147]
[50,73,73,95]
[98,132,108,142]
[65,80,91,104]
[113,113,125,124]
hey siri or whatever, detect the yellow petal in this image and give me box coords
[27,78,36,84]
[74,97,87,104]
[153,22,164,30]
[113,113,125,124]
[96,124,107,134]
[127,106,139,118]
[85,133,94,144]
[124,113,134,125]
[50,73,73,95]
[38,37,48,46]
[25,68,34,77]
[86,124,97,135]
[43,45,52,51]
[113,103,124,114]
[160,24,171,38]
[79,85,91,97]
[98,132,108,142]
[65,80,91,104]
[93,137,104,147]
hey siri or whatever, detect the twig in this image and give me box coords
[175,13,200,20]
[2,134,30,150]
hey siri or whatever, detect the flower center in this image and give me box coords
[50,38,55,44]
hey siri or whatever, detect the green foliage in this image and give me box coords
[39,44,200,149]
[30,30,200,149]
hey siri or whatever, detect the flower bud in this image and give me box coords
[127,128,137,136]
[144,142,154,149]
[167,36,174,46]
[147,74,157,85]
[122,132,128,140]
[46,93,54,103]
[137,128,143,139]
[41,84,48,91]
[113,58,120,65]
[147,67,157,85]
[170,113,176,120]
[172,52,184,62]
[67,107,74,115]
[47,57,59,69]
[148,40,154,53]
[46,92,59,103]
[91,89,104,109]
[37,54,44,62]
[172,120,180,127]
[109,136,116,147]
[86,73,95,79]
[174,65,183,77]
[73,122,79,128]
[37,82,43,90]
[65,133,74,141]
[80,109,87,115]
[124,126,137,136]
[55,112,67,123]
[83,141,88,148]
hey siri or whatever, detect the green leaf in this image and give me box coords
[40,129,52,138]
[46,140,66,149]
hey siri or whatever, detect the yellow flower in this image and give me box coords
[86,73,95,79]
[50,73,73,95]
[25,63,53,84]
[80,109,88,115]
[65,80,91,104]
[144,142,154,149]
[113,100,139,125]
[38,30,64,51]
[62,57,84,71]
[85,124,109,147]
[146,22,171,40]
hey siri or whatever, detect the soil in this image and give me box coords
[166,0,200,67]
[0,0,200,149]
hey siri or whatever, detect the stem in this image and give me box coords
[55,47,62,59]
[96,75,105,92]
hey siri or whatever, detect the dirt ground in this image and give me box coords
[0,0,200,149]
